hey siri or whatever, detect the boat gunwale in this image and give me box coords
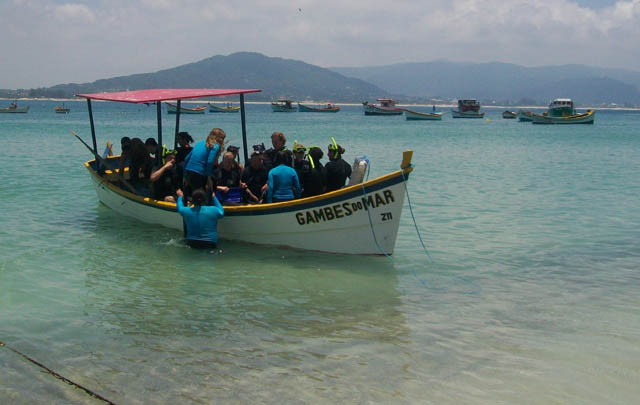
[85,158,413,214]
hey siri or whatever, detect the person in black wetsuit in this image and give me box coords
[302,146,326,197]
[150,149,180,202]
[292,143,311,194]
[325,143,351,192]
[119,137,152,182]
[241,151,268,203]
[226,145,244,171]
[263,131,287,171]
[213,151,242,198]
[175,132,194,164]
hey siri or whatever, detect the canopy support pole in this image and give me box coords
[240,94,249,164]
[87,99,97,153]
[156,102,163,165]
[174,100,181,149]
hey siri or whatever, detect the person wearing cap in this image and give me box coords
[150,148,180,202]
[266,150,301,203]
[325,142,351,192]
[241,151,269,203]
[176,188,224,249]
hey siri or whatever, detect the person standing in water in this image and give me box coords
[176,188,224,249]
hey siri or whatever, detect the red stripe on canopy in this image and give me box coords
[76,88,261,103]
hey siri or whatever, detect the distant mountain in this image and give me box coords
[11,52,386,102]
[331,61,640,106]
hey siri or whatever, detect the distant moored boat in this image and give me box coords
[297,102,340,113]
[517,109,534,122]
[451,99,484,118]
[271,99,296,112]
[502,110,517,119]
[404,109,443,120]
[362,99,404,115]
[0,101,29,113]
[55,103,70,114]
[208,103,240,113]
[531,98,595,124]
[166,102,206,114]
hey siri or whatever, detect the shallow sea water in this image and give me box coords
[1,100,639,403]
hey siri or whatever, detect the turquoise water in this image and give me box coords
[1,100,639,403]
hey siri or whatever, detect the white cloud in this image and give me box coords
[0,0,639,88]
[52,3,95,23]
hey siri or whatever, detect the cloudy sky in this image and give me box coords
[1,0,639,89]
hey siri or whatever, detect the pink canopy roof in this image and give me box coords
[76,88,261,103]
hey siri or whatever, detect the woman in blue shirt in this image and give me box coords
[176,188,224,249]
[266,150,301,203]
[183,128,226,196]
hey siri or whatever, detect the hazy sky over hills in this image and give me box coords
[1,0,639,89]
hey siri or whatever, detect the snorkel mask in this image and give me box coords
[162,146,177,164]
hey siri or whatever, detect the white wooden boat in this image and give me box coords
[404,109,443,120]
[166,102,206,114]
[76,89,413,255]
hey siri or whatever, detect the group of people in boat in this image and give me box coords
[117,128,352,206]
[114,128,353,249]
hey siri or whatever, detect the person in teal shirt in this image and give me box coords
[183,128,226,196]
[176,188,224,249]
[266,150,301,203]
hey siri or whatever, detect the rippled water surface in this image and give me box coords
[1,101,639,403]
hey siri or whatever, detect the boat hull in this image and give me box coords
[404,109,442,120]
[297,103,340,113]
[518,110,533,122]
[208,103,240,113]
[166,103,206,114]
[271,103,296,112]
[531,110,595,125]
[86,158,412,255]
[451,110,484,118]
[0,106,29,113]
[502,111,517,119]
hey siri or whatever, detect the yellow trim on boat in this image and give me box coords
[85,150,413,212]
